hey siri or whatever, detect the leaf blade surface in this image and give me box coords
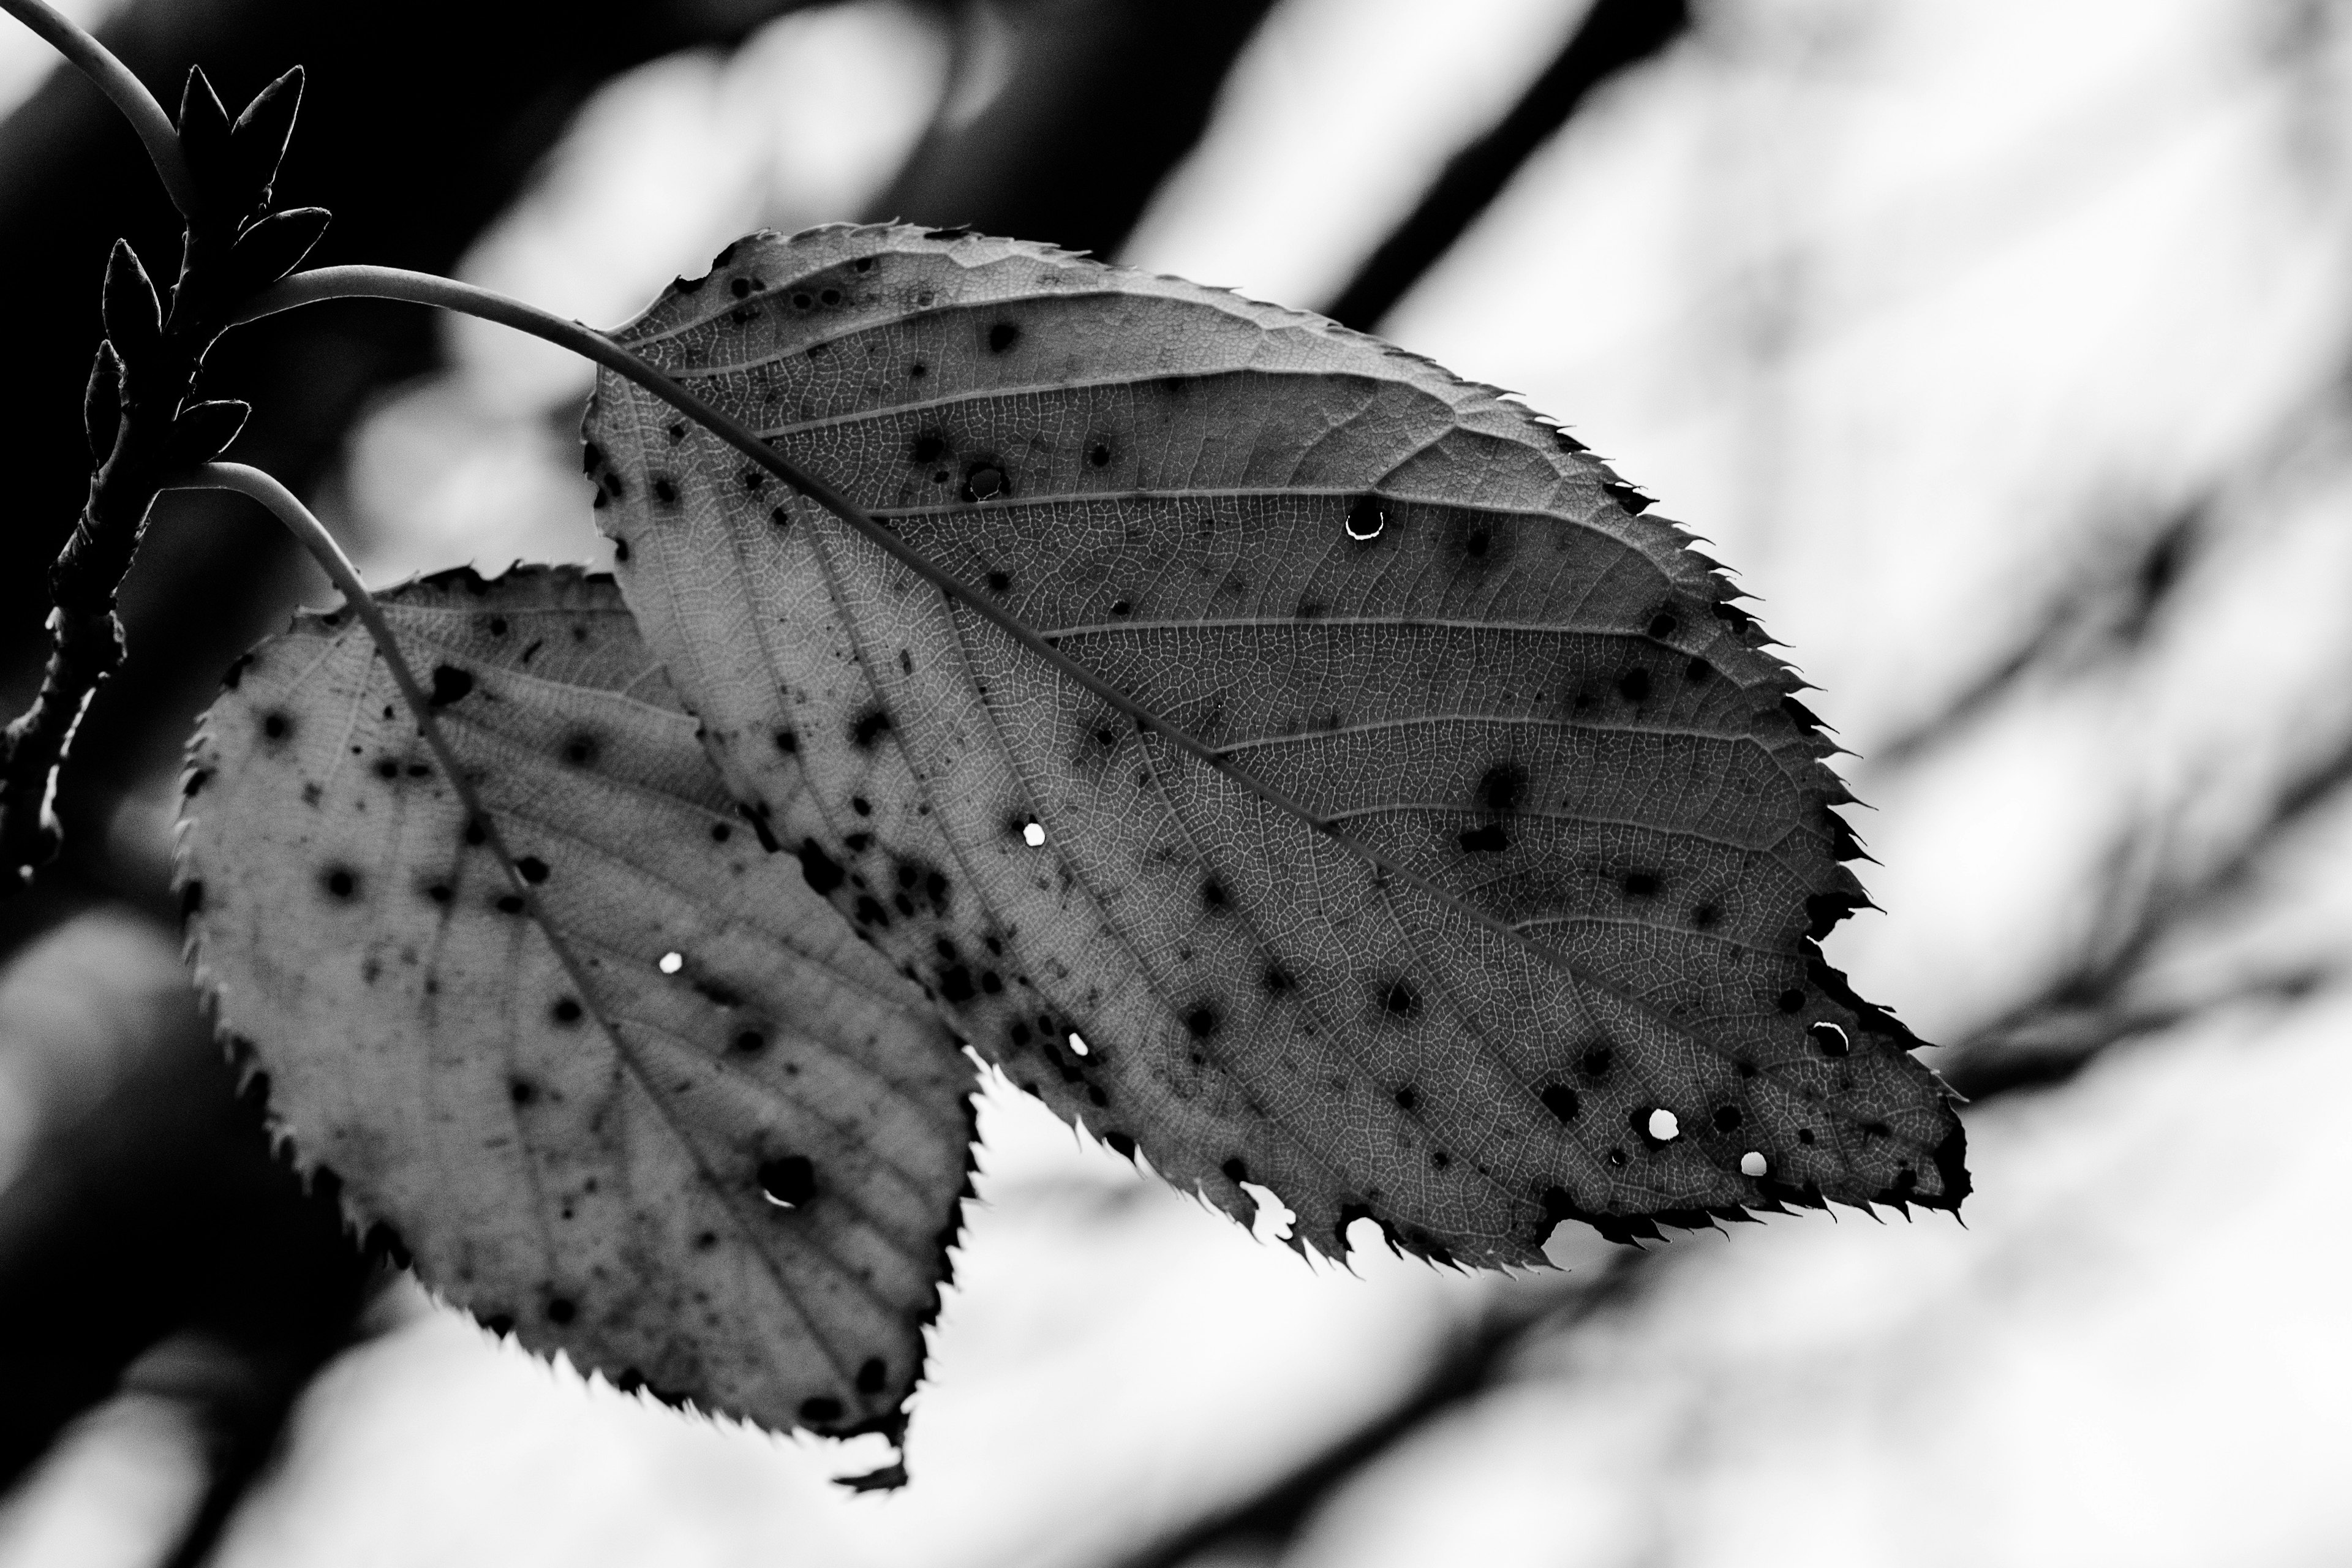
[587,227,1966,1264]
[177,565,973,1436]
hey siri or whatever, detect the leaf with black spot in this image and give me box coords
[177,565,976,1445]
[589,226,1966,1268]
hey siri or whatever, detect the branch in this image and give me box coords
[1108,1262,1638,1568]
[0,0,195,214]
[1322,0,1691,333]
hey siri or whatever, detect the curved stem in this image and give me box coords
[233,265,1267,794]
[0,0,195,217]
[172,463,517,893]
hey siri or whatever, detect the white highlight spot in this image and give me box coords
[1647,1107,1680,1141]
[1022,820,1047,848]
[658,951,684,974]
[1740,1150,1768,1178]
[1067,1031,1090,1057]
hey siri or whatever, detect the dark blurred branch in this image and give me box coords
[0,0,834,913]
[1873,499,2209,767]
[1322,0,1691,333]
[1940,719,2352,1098]
[1108,1261,1637,1568]
[0,912,375,1502]
[867,0,1275,259]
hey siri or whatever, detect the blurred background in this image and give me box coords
[2,0,2350,1562]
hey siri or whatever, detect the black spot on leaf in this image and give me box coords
[987,321,1019,352]
[516,857,549,884]
[856,1359,886,1395]
[1184,1005,1219,1039]
[551,998,582,1025]
[1618,668,1651,703]
[1477,762,1526,812]
[758,1155,817,1206]
[323,867,357,900]
[1712,1105,1743,1132]
[1457,824,1508,853]
[851,707,892,749]
[797,840,846,895]
[1623,871,1660,897]
[1540,1084,1580,1122]
[1381,978,1421,1018]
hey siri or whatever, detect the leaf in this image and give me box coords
[175,565,976,1438]
[584,225,1967,1265]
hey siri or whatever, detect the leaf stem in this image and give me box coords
[171,462,519,895]
[0,0,197,217]
[232,265,1287,805]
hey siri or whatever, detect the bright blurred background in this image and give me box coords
[2,1,2350,1564]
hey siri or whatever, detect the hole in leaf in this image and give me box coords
[1809,1020,1850,1057]
[658,951,684,975]
[1345,496,1385,541]
[1022,820,1047,847]
[1647,1107,1680,1141]
[1740,1151,1768,1177]
[1068,1031,1089,1057]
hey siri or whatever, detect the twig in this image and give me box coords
[1322,0,1691,333]
[1108,1261,1638,1568]
[0,17,314,892]
[0,0,196,216]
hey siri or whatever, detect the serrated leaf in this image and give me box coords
[584,225,1967,1265]
[176,565,976,1437]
